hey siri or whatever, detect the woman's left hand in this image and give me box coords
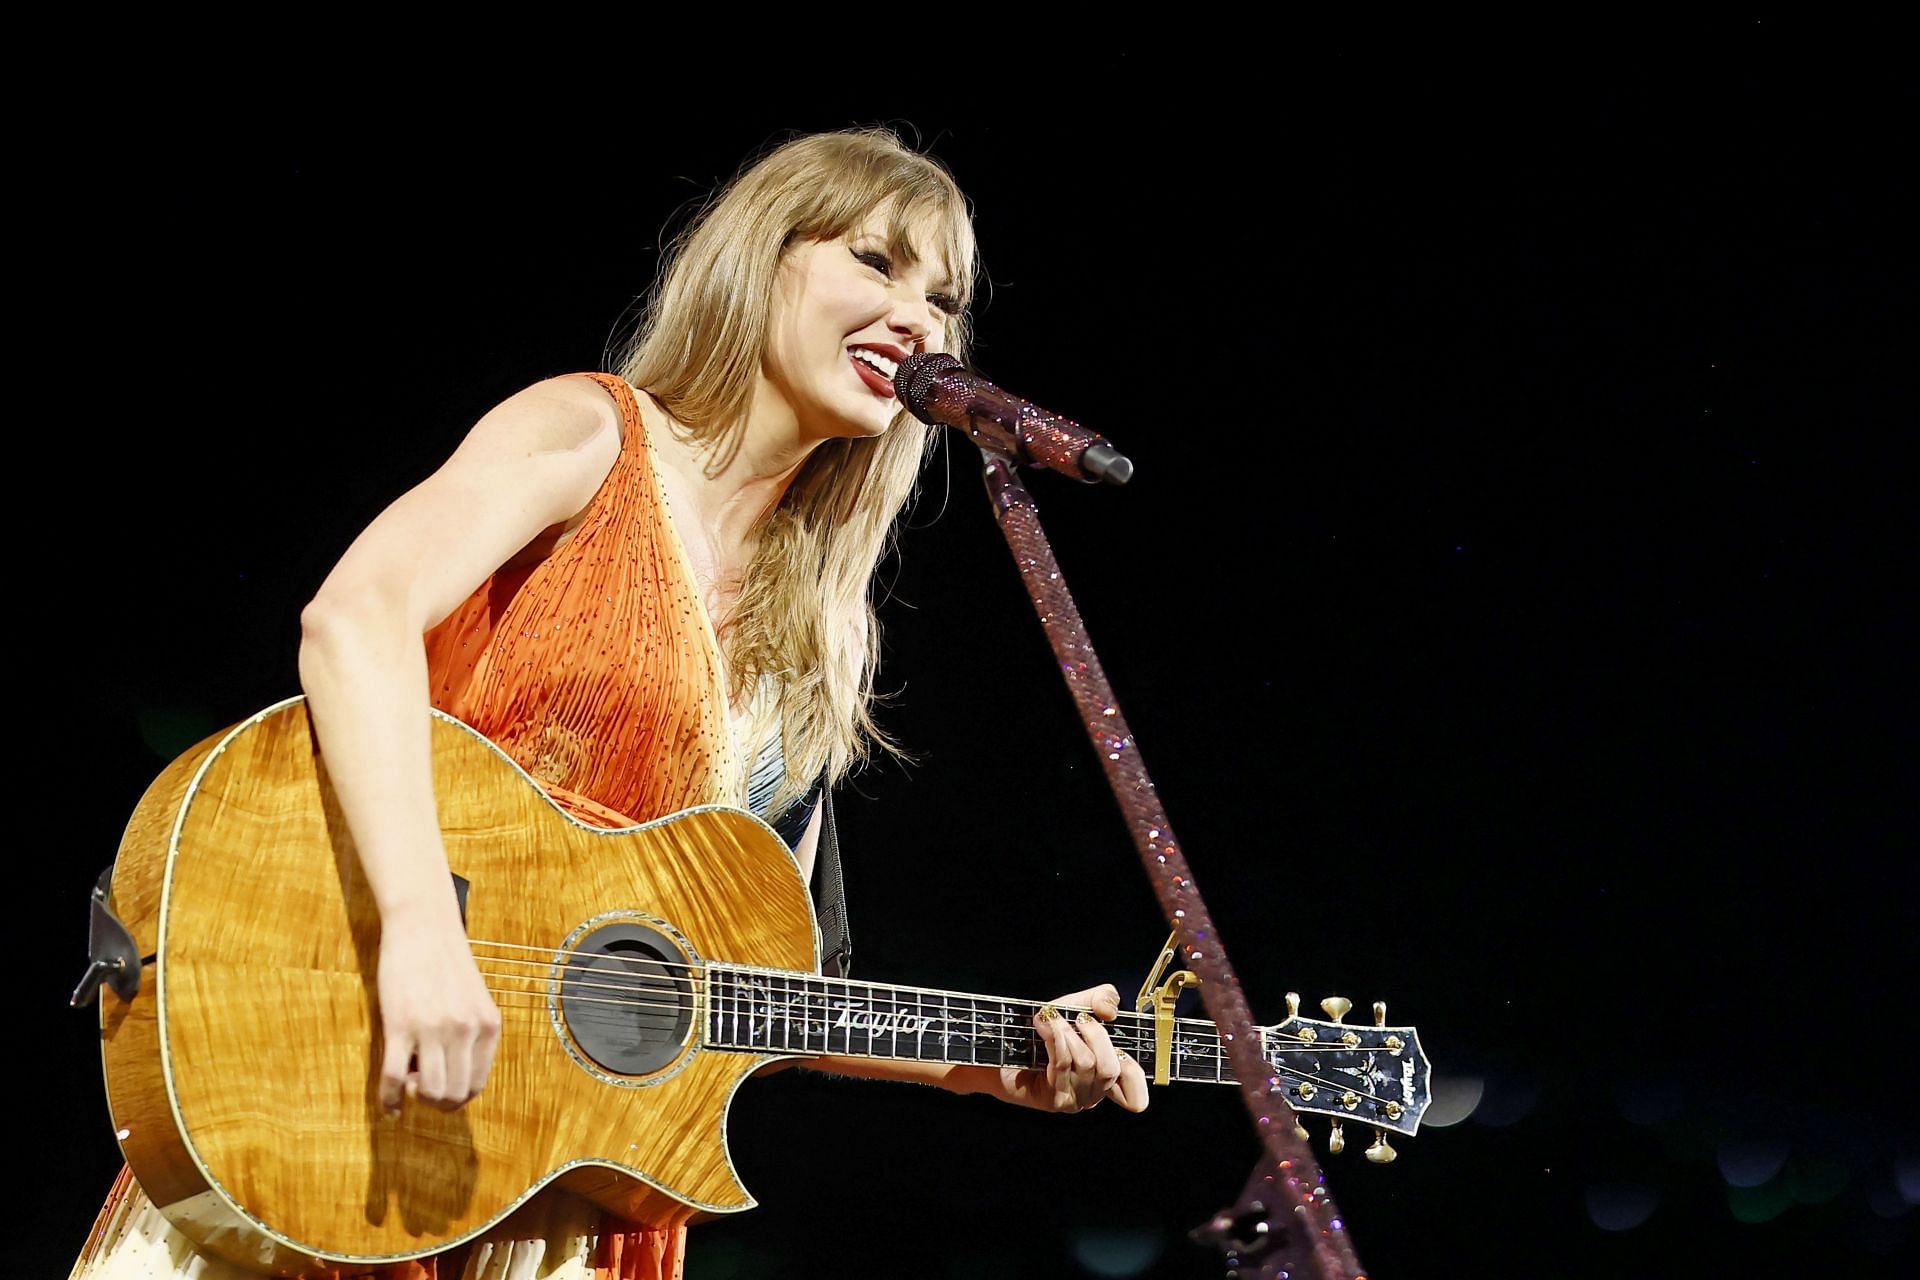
[996,983,1150,1114]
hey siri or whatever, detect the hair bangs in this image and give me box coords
[884,185,975,311]
[788,149,977,315]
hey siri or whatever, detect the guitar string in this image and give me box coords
[482,991,1402,1114]
[469,944,1402,1089]
[471,964,1378,1059]
[480,976,1162,1049]
[474,968,1340,1059]
[476,959,1126,1011]
[482,985,1136,1066]
[476,938,1339,1034]
[641,974,1414,1109]
[480,980,1196,1061]
[683,981,1409,1108]
[477,964,695,1001]
[472,979,1407,1107]
[477,938,1298,1029]
[468,942,1343,1050]
[474,987,1389,1105]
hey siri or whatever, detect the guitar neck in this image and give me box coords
[704,963,1246,1084]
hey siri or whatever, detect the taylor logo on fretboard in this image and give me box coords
[828,1002,941,1037]
[82,697,1432,1277]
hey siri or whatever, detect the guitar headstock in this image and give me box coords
[1262,994,1431,1161]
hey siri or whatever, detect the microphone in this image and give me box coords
[894,353,1133,486]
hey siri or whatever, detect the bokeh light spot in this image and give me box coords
[1422,1074,1484,1128]
[1069,1227,1165,1278]
[1472,1073,1537,1128]
[1896,1152,1920,1205]
[1727,1180,1793,1224]
[1717,1138,1789,1187]
[1585,1184,1658,1232]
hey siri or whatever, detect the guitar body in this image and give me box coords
[98,698,818,1275]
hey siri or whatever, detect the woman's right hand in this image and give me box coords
[374,899,502,1114]
[296,376,620,1117]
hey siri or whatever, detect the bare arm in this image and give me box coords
[298,374,623,1112]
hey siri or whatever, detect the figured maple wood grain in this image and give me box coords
[100,723,228,1212]
[103,700,817,1273]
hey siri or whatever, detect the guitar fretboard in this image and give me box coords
[704,964,1248,1084]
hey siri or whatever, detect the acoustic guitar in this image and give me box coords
[86,698,1431,1274]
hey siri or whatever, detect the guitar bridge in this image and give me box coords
[71,865,145,1007]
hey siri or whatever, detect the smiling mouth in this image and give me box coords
[848,350,898,398]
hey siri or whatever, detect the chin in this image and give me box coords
[833,402,898,440]
[800,380,903,441]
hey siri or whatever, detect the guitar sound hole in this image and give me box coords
[560,923,694,1076]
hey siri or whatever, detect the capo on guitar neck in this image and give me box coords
[1135,927,1200,1086]
[71,865,145,1007]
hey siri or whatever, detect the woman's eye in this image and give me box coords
[852,247,960,316]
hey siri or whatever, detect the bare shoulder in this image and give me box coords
[450,373,627,469]
[305,375,637,628]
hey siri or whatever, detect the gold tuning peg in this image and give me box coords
[1292,1113,1309,1141]
[1328,1120,1346,1154]
[1374,1000,1387,1027]
[1365,1129,1398,1164]
[1285,992,1301,1019]
[1320,996,1352,1023]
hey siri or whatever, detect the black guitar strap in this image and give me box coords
[810,791,852,979]
[775,781,851,980]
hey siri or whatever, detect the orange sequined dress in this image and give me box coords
[74,373,754,1280]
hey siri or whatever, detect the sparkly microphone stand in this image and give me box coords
[898,355,1368,1280]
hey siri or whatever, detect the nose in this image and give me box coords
[886,295,936,352]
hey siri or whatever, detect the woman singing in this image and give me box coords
[75,127,1148,1280]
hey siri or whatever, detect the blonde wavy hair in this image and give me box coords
[611,128,978,812]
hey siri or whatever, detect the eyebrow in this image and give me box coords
[903,249,960,298]
[867,225,960,297]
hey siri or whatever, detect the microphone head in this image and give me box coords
[894,352,963,426]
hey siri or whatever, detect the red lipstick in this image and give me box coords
[849,353,897,398]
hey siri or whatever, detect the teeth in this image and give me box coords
[850,348,898,379]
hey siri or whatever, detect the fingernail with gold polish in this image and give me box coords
[1076,1011,1097,1027]
[1037,1004,1061,1023]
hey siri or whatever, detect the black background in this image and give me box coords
[32,23,1913,1279]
